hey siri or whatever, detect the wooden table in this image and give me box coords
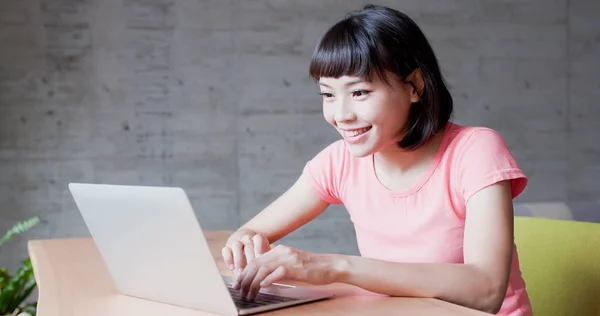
[27,231,490,315]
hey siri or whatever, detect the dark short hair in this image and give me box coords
[309,4,453,150]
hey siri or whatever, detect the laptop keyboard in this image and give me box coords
[227,286,299,309]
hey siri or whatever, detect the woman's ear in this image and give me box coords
[406,68,424,103]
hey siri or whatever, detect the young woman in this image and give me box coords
[221,4,532,315]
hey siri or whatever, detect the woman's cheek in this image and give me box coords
[322,106,336,125]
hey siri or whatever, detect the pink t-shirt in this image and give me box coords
[303,122,532,316]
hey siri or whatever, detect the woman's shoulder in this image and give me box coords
[306,139,350,172]
[446,121,503,139]
[444,122,510,153]
[312,139,348,161]
[442,122,527,200]
[306,138,369,181]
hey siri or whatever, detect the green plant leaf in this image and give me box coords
[8,260,34,313]
[0,267,9,290]
[0,217,40,248]
[11,268,36,306]
[10,281,36,314]
[0,258,34,314]
[0,217,39,315]
[14,269,36,304]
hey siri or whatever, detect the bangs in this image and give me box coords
[309,18,390,82]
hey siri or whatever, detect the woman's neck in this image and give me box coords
[374,130,445,177]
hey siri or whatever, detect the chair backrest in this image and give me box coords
[514,216,600,316]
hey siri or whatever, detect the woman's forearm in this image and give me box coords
[330,254,507,314]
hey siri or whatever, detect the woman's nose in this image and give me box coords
[334,101,356,124]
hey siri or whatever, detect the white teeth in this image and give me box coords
[349,127,370,137]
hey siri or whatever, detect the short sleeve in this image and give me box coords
[302,140,346,204]
[456,128,528,203]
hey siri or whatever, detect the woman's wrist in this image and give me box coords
[322,253,351,283]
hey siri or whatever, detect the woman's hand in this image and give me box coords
[222,231,271,273]
[232,245,344,300]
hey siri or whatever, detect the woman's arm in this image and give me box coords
[222,173,331,271]
[335,180,514,313]
[237,180,514,314]
[233,173,330,243]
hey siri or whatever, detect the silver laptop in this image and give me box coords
[68,183,333,315]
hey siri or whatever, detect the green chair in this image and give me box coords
[514,216,600,316]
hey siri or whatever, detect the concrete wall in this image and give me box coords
[1,0,599,272]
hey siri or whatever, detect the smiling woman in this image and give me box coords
[317,72,417,157]
[221,4,532,316]
[309,6,453,151]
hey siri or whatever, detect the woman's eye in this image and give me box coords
[352,90,369,97]
[319,92,333,98]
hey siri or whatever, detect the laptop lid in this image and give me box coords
[68,183,238,316]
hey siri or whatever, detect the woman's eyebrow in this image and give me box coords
[344,79,366,87]
[319,79,368,88]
